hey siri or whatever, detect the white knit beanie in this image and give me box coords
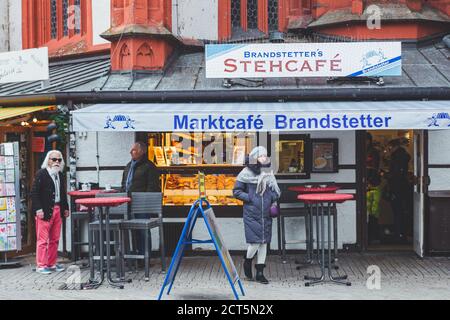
[249,146,268,160]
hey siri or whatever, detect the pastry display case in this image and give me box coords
[163,173,243,206]
[141,132,257,207]
[139,131,315,208]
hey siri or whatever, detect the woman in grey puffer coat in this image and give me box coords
[233,146,281,284]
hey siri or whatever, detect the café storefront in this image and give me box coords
[1,41,449,260]
[71,100,450,257]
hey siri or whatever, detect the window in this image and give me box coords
[51,0,58,39]
[229,0,279,38]
[231,0,241,29]
[268,0,279,31]
[74,0,81,34]
[63,0,69,36]
[48,0,83,41]
[247,0,258,30]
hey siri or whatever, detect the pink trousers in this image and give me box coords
[35,205,62,268]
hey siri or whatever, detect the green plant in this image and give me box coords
[49,112,69,151]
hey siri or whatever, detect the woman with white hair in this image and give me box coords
[233,146,281,284]
[31,150,70,274]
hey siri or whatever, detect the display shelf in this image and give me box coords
[164,203,241,206]
[157,164,244,174]
[164,189,233,196]
[174,147,200,157]
[172,132,203,142]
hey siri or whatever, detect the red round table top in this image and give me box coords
[68,190,118,198]
[289,186,340,193]
[75,197,131,207]
[298,193,354,204]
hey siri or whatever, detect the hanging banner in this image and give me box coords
[0,48,49,84]
[205,42,401,78]
[71,101,450,132]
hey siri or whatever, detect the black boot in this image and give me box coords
[243,256,253,280]
[255,264,269,284]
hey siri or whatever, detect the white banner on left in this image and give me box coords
[0,47,49,84]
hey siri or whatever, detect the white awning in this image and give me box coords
[71,101,450,132]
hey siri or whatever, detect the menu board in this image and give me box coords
[153,147,166,166]
[311,139,339,173]
[204,208,239,284]
[0,143,21,253]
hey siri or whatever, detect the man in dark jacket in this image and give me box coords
[121,141,160,193]
[121,141,161,256]
[31,150,69,274]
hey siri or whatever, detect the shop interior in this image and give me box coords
[0,108,57,256]
[365,130,414,250]
[136,132,311,208]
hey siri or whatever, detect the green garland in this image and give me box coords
[49,112,69,151]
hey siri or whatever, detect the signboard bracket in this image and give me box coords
[327,76,385,86]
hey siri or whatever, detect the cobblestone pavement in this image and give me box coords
[0,253,449,300]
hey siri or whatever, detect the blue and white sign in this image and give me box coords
[205,42,401,78]
[71,101,450,132]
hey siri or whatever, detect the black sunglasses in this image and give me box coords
[50,158,62,163]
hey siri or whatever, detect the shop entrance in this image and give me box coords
[364,130,423,252]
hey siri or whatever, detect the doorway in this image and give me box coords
[364,130,417,251]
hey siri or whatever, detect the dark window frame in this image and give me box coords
[230,0,280,38]
[51,0,58,39]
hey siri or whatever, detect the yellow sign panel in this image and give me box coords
[198,172,206,199]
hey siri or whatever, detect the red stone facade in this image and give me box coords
[22,0,109,57]
[219,0,449,40]
[104,0,174,72]
[21,0,449,70]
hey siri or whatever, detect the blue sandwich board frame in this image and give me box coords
[158,198,245,300]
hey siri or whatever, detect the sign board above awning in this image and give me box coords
[71,101,450,132]
[205,42,401,78]
[0,48,49,84]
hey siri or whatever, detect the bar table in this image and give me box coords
[288,185,340,265]
[297,193,353,286]
[75,197,131,289]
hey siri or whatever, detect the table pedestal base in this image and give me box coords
[304,202,351,287]
[78,204,133,290]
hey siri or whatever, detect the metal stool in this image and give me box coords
[277,202,312,264]
[70,210,90,264]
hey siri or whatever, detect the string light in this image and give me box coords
[33,117,38,123]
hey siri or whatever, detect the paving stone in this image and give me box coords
[0,253,449,300]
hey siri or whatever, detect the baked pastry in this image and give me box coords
[207,195,218,203]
